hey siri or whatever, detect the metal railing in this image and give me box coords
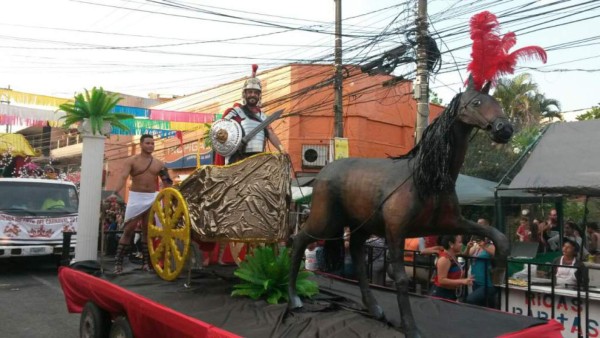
[502,259,597,338]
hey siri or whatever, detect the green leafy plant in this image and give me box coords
[232,246,319,304]
[59,87,132,135]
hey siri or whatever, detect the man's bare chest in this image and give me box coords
[131,157,160,177]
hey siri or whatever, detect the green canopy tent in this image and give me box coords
[291,174,532,207]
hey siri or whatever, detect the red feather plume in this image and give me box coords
[251,64,258,77]
[467,11,547,90]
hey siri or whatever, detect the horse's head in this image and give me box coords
[457,77,513,143]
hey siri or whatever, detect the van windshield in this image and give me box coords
[0,181,79,216]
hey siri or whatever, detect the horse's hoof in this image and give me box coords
[288,296,303,310]
[404,328,422,338]
[370,305,384,320]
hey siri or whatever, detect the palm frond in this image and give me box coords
[58,87,131,135]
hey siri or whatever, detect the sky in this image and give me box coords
[0,0,598,120]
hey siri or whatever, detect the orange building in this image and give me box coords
[103,64,445,197]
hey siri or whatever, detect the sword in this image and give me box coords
[241,109,284,145]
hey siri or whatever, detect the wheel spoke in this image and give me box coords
[170,206,184,225]
[147,225,164,237]
[170,227,188,240]
[169,241,183,262]
[155,204,167,227]
[164,246,172,273]
[154,240,166,255]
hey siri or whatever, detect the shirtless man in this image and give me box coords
[107,134,172,274]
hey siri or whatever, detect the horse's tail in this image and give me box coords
[323,236,345,274]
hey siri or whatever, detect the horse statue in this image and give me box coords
[287,78,513,338]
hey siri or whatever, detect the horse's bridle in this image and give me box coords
[458,92,498,131]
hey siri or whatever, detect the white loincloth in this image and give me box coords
[124,191,158,223]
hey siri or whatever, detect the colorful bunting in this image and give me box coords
[113,105,149,118]
[150,109,213,123]
[0,89,70,107]
[0,89,216,137]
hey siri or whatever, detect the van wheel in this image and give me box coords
[109,317,133,338]
[80,302,110,338]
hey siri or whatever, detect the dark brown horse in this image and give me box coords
[288,79,513,338]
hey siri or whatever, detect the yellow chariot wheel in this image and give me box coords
[147,187,191,281]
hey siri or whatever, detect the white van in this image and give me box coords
[0,178,78,258]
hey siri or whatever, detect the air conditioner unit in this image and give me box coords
[302,144,328,167]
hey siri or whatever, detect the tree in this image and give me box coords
[533,93,562,121]
[461,126,541,182]
[461,131,517,182]
[492,73,562,129]
[429,90,443,105]
[493,74,539,127]
[576,106,600,121]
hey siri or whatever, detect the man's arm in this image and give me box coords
[266,126,285,153]
[158,161,173,187]
[107,158,132,198]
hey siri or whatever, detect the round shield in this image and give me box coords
[210,119,243,157]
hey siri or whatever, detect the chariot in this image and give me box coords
[146,152,291,281]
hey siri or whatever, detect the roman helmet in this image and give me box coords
[242,64,262,106]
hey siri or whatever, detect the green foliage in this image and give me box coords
[59,87,132,135]
[461,120,545,181]
[564,198,586,224]
[429,90,443,105]
[202,123,212,148]
[576,106,600,121]
[493,73,562,130]
[231,246,319,304]
[511,125,541,155]
[461,131,518,181]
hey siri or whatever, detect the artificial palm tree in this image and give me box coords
[59,87,132,135]
[61,87,132,262]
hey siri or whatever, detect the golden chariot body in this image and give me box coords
[146,153,291,281]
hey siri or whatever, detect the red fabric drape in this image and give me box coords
[497,319,563,338]
[58,267,240,338]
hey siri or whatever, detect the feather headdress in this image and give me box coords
[467,11,547,90]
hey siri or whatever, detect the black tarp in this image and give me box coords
[508,120,600,196]
[101,264,548,338]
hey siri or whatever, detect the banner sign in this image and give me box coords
[502,287,599,337]
[164,142,213,169]
[0,213,77,240]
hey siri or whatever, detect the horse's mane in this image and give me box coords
[392,93,463,199]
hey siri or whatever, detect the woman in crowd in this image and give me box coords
[465,219,497,307]
[430,235,473,301]
[553,238,587,287]
[586,222,600,262]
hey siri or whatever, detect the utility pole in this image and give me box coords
[334,0,343,138]
[414,0,429,144]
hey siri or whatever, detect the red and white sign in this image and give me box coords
[502,287,600,337]
[1,213,77,240]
